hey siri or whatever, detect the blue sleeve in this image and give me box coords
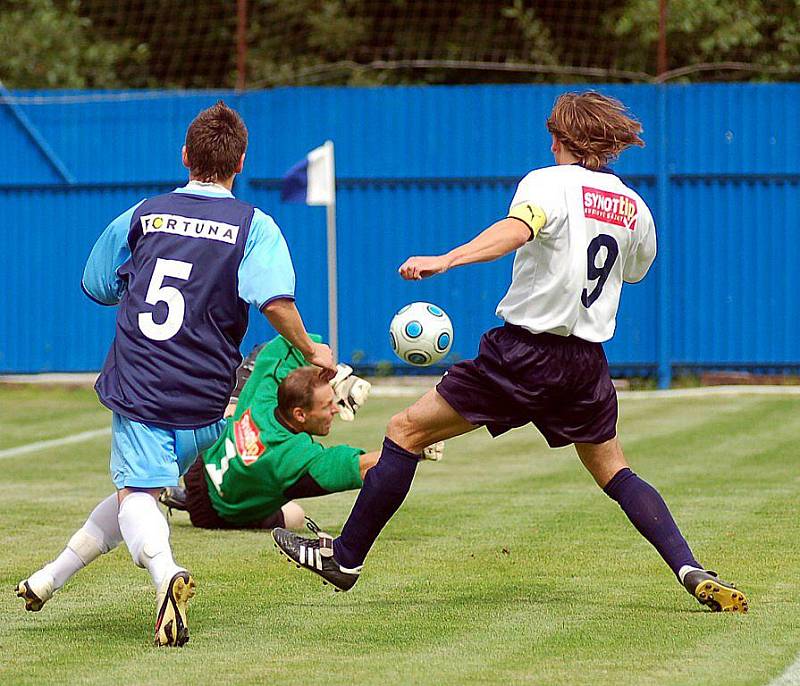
[81,201,143,306]
[238,209,296,309]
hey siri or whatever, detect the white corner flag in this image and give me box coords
[281,141,335,206]
[281,141,339,361]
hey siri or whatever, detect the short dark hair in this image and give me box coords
[277,367,327,414]
[184,100,248,182]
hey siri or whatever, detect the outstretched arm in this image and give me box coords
[399,218,531,280]
[261,298,335,379]
[239,210,335,379]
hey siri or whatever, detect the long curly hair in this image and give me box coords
[546,91,644,169]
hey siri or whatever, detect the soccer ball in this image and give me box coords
[389,302,453,366]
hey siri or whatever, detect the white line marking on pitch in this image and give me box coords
[769,656,800,686]
[618,385,800,400]
[0,428,110,460]
[0,385,797,458]
[370,384,800,399]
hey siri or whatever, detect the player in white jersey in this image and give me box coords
[497,163,655,342]
[273,91,748,613]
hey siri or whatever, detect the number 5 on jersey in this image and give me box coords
[138,258,193,341]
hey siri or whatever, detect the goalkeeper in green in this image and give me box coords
[161,335,441,530]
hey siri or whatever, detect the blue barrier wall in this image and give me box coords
[2,84,799,385]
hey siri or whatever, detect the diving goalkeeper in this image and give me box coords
[161,335,442,530]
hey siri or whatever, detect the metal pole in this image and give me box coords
[325,141,339,362]
[657,0,668,78]
[656,85,672,388]
[236,0,248,91]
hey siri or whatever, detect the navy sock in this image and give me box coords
[333,437,419,568]
[603,468,700,578]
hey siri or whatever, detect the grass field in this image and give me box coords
[1,385,799,685]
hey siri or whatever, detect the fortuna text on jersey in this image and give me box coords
[141,213,240,244]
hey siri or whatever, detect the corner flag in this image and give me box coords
[280,141,339,362]
[281,141,335,206]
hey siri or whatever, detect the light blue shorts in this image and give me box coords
[110,413,226,489]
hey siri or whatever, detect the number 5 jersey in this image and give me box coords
[498,164,657,343]
[82,182,296,429]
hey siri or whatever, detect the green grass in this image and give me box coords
[0,386,799,685]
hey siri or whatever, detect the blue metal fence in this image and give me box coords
[2,84,799,386]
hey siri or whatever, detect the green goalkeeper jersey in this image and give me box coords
[202,335,363,525]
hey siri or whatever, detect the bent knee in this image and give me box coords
[386,410,413,443]
[386,397,455,454]
[386,410,430,454]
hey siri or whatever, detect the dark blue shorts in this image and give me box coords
[436,324,618,448]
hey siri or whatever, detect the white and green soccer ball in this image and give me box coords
[389,302,453,366]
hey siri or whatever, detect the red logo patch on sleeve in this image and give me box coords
[233,409,266,465]
[582,187,638,230]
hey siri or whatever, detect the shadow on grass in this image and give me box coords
[11,606,152,649]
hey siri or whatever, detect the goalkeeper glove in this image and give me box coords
[422,441,444,461]
[330,364,371,421]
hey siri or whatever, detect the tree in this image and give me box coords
[0,0,146,88]
[606,0,800,79]
[3,0,800,89]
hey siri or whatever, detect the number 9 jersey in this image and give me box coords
[497,164,656,343]
[81,183,296,429]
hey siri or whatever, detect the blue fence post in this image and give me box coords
[655,84,672,388]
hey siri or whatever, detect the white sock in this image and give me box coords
[81,493,123,551]
[42,549,84,591]
[42,493,123,591]
[677,564,704,584]
[118,491,183,589]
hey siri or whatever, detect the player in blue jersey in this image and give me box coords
[15,101,335,647]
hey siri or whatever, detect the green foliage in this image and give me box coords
[503,0,562,68]
[0,0,146,88]
[3,0,800,88]
[246,0,535,86]
[247,0,371,86]
[607,0,800,78]
[76,0,237,88]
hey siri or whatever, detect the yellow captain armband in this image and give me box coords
[507,203,546,239]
